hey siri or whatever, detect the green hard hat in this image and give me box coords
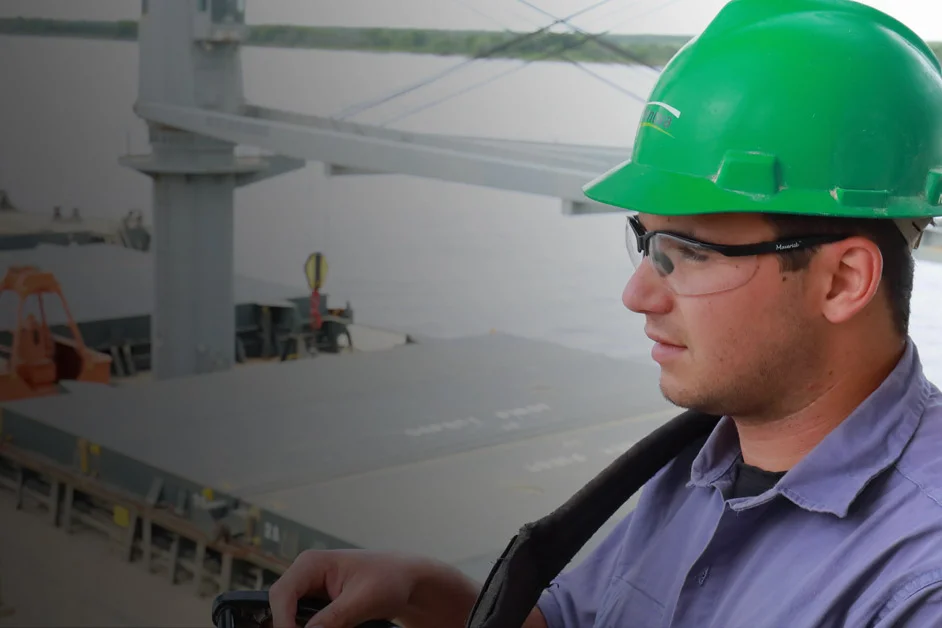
[584,0,942,225]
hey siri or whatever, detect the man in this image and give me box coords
[269,0,942,626]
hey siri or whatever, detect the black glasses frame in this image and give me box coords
[626,215,851,258]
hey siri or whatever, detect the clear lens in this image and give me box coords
[626,223,760,296]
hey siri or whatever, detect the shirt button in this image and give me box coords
[697,566,711,586]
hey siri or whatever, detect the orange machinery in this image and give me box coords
[0,266,111,401]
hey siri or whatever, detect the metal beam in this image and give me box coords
[134,102,622,210]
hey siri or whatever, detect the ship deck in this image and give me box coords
[0,332,676,582]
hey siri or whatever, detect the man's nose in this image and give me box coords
[623,258,673,314]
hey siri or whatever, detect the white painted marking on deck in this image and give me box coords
[405,416,483,437]
[494,402,551,420]
[600,441,636,456]
[526,453,587,473]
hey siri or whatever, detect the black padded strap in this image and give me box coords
[465,409,721,628]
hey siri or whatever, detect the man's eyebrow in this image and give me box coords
[642,219,700,240]
[667,226,700,239]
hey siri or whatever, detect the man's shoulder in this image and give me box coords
[892,379,942,507]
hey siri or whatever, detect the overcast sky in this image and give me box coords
[1,0,941,40]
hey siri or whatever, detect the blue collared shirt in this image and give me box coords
[537,338,942,627]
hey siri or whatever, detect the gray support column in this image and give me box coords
[120,0,302,380]
[151,170,235,378]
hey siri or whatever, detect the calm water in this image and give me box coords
[3,35,942,382]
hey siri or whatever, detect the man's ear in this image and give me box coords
[817,236,883,325]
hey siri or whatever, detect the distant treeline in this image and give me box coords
[0,17,691,66]
[0,17,139,41]
[4,17,942,66]
[243,25,693,66]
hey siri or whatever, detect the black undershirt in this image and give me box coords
[731,457,787,499]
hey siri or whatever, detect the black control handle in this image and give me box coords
[212,590,398,628]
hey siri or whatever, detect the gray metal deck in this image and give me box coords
[0,332,677,581]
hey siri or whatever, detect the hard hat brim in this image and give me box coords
[582,159,942,221]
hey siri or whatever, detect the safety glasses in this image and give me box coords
[626,215,851,296]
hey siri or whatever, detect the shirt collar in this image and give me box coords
[687,338,931,517]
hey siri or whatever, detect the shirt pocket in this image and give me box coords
[595,575,667,628]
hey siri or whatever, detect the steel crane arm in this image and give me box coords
[133,101,626,211]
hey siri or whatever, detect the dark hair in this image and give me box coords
[762,214,914,337]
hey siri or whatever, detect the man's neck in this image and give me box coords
[734,337,906,473]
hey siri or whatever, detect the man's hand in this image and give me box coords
[268,549,479,628]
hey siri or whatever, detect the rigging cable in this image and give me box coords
[604,0,690,30]
[515,0,667,73]
[378,0,678,125]
[445,0,545,31]
[377,28,639,126]
[329,0,620,121]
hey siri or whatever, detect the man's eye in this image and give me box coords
[677,246,709,262]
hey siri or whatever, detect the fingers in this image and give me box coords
[303,598,351,628]
[303,583,381,628]
[269,551,330,628]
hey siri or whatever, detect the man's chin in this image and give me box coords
[659,380,733,417]
[658,372,704,410]
[658,373,685,405]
